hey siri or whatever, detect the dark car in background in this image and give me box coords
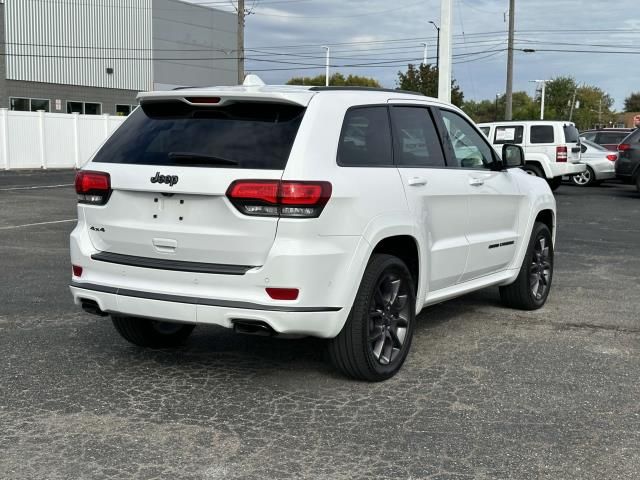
[581,128,634,151]
[615,129,640,192]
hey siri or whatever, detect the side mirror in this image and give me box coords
[502,144,525,169]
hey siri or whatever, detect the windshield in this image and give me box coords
[92,101,305,170]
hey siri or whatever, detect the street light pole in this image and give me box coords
[429,21,440,71]
[530,79,548,120]
[322,46,330,86]
[420,42,428,65]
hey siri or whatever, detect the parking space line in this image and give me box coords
[0,184,74,191]
[0,219,76,230]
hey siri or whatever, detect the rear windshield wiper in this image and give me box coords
[167,152,239,166]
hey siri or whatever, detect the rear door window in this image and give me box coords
[530,125,555,144]
[92,101,305,170]
[390,106,445,167]
[337,106,393,167]
[494,125,524,144]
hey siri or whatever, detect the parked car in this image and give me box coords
[477,120,585,191]
[615,128,640,192]
[569,139,618,187]
[70,79,557,381]
[580,128,633,151]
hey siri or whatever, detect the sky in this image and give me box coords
[190,0,640,110]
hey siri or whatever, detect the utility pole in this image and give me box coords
[237,0,245,84]
[421,42,428,66]
[437,0,452,103]
[569,86,578,121]
[323,46,330,86]
[598,97,603,125]
[505,0,515,120]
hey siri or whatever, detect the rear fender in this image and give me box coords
[525,153,553,178]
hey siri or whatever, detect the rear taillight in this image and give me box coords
[606,154,618,161]
[72,265,83,277]
[556,146,568,162]
[226,180,332,218]
[75,171,111,205]
[618,143,631,152]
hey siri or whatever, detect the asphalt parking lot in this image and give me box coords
[1,170,639,480]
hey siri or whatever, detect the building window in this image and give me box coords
[116,104,131,116]
[10,97,50,112]
[10,98,30,111]
[30,99,51,112]
[85,103,102,115]
[66,101,102,115]
[67,101,84,114]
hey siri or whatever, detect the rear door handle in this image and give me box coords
[408,177,427,186]
[469,178,485,186]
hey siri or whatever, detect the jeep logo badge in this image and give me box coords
[151,172,179,187]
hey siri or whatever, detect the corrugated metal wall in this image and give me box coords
[4,0,153,91]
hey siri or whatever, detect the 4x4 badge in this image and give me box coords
[151,172,179,187]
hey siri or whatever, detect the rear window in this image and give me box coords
[563,125,580,143]
[92,101,305,169]
[530,125,554,144]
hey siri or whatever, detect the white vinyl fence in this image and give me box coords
[0,108,127,170]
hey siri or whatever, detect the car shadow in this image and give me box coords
[95,288,504,380]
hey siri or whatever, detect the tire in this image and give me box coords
[636,175,640,193]
[500,222,553,310]
[548,177,562,191]
[328,254,416,381]
[522,164,544,178]
[111,315,195,348]
[571,166,595,187]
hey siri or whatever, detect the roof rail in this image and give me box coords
[309,86,425,96]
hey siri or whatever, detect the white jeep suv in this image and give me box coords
[70,81,556,381]
[477,120,585,191]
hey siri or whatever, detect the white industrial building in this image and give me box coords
[0,0,237,116]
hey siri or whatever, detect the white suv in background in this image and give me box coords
[477,120,585,190]
[70,80,556,381]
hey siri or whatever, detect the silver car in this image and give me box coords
[572,139,618,186]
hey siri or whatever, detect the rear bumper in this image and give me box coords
[548,162,585,178]
[70,222,366,338]
[70,283,344,338]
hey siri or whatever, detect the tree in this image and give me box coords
[624,92,640,112]
[396,64,464,107]
[532,77,615,129]
[539,76,577,120]
[463,91,537,123]
[286,73,381,87]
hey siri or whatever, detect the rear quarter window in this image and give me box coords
[337,106,393,167]
[563,125,580,143]
[92,101,305,170]
[530,125,555,144]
